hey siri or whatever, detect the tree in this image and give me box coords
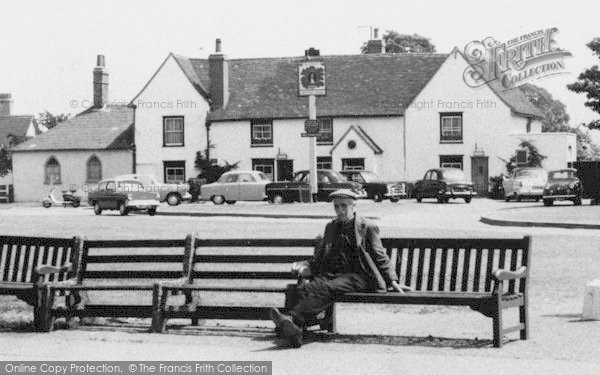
[519,83,600,160]
[505,140,547,174]
[37,111,70,130]
[0,146,10,178]
[567,38,600,130]
[194,150,239,183]
[361,31,436,54]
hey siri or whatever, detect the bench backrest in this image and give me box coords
[384,237,531,294]
[78,234,196,283]
[0,236,83,284]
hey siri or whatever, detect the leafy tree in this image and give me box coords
[37,111,70,130]
[519,83,600,160]
[194,150,238,183]
[361,31,436,54]
[505,140,547,174]
[0,146,10,178]
[567,38,600,130]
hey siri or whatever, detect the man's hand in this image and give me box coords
[389,281,413,293]
[291,260,312,278]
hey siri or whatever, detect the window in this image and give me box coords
[163,161,185,183]
[317,118,333,145]
[86,155,102,182]
[317,156,332,170]
[251,120,273,146]
[98,181,107,191]
[516,149,527,165]
[439,155,463,169]
[44,156,61,184]
[526,119,532,133]
[341,158,365,171]
[440,113,463,142]
[163,117,184,146]
[218,173,238,183]
[252,159,275,181]
[238,173,254,183]
[106,181,116,191]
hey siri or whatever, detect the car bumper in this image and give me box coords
[126,200,160,209]
[516,188,544,196]
[542,194,577,200]
[442,191,477,198]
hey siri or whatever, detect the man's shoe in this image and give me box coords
[270,308,303,348]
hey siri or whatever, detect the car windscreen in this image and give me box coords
[549,170,575,179]
[218,174,238,183]
[440,169,466,181]
[257,172,270,181]
[329,171,348,182]
[360,171,379,183]
[516,169,546,179]
[117,181,143,192]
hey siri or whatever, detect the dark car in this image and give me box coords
[266,169,366,203]
[340,170,407,202]
[542,168,582,206]
[413,168,477,203]
[88,179,161,216]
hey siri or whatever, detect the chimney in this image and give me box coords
[0,93,12,116]
[365,28,384,54]
[209,39,229,109]
[93,55,108,108]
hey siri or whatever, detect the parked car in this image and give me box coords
[116,174,190,206]
[266,169,366,203]
[339,170,407,202]
[87,179,160,216]
[542,168,582,206]
[413,168,477,203]
[502,167,547,202]
[200,170,271,205]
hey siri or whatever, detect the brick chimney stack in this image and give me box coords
[0,93,12,116]
[365,28,384,54]
[93,55,108,108]
[209,39,229,110]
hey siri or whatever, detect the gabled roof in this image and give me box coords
[12,105,133,152]
[0,115,35,143]
[487,80,544,118]
[330,125,383,155]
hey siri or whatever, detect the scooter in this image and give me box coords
[42,179,81,208]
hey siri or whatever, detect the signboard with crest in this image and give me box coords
[298,61,326,96]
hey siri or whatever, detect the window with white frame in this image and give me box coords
[163,117,184,146]
[440,113,463,142]
[342,158,365,171]
[439,155,463,169]
[252,158,274,181]
[317,118,333,145]
[251,120,273,146]
[164,161,185,183]
[317,156,332,170]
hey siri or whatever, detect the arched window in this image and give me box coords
[45,157,61,184]
[86,155,102,182]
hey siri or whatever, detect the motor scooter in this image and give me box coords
[42,179,81,208]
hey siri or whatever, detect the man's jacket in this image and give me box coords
[309,215,398,292]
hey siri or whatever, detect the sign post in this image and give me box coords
[298,54,326,203]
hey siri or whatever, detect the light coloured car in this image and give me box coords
[116,174,190,206]
[502,167,548,202]
[201,170,271,204]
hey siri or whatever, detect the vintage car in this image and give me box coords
[266,169,366,203]
[339,170,406,202]
[200,170,271,204]
[542,168,582,206]
[502,167,548,202]
[87,179,161,216]
[413,168,477,203]
[116,174,190,206]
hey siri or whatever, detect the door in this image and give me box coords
[104,180,118,209]
[471,156,489,197]
[221,173,239,200]
[277,160,294,181]
[236,172,257,201]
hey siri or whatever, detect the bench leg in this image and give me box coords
[35,285,56,332]
[151,284,165,333]
[492,306,503,348]
[519,300,529,340]
[321,304,337,334]
[185,289,199,326]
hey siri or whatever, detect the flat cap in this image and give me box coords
[329,189,359,200]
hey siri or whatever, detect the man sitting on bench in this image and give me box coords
[270,189,411,347]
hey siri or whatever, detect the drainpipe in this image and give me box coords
[131,104,137,173]
[205,119,211,161]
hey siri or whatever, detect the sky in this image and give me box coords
[0,0,599,142]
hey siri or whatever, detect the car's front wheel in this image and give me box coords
[543,199,553,207]
[211,195,225,205]
[166,193,181,206]
[148,208,157,216]
[573,197,582,206]
[93,202,102,215]
[415,192,423,203]
[464,197,472,203]
[373,193,383,203]
[270,194,283,204]
[390,197,399,203]
[119,202,129,216]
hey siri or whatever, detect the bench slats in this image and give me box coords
[426,247,436,291]
[473,249,483,291]
[449,248,460,291]
[0,236,74,248]
[438,248,448,291]
[509,249,519,294]
[484,249,495,292]
[461,248,471,292]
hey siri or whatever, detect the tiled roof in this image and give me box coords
[12,105,133,152]
[175,52,542,122]
[0,115,35,143]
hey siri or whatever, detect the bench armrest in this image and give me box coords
[36,262,73,275]
[157,277,191,289]
[492,266,527,281]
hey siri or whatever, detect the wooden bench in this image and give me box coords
[37,235,196,331]
[154,236,531,348]
[0,235,84,329]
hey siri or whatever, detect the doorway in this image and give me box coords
[277,159,294,181]
[471,156,489,197]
